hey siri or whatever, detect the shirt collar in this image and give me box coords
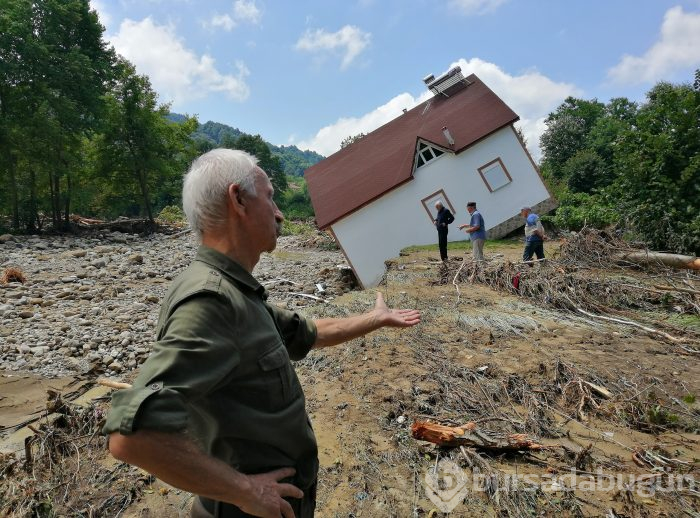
[194,245,267,298]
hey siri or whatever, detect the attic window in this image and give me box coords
[477,158,513,192]
[415,142,445,170]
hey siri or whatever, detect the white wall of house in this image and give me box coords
[331,126,551,287]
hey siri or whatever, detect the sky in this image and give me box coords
[90,0,700,160]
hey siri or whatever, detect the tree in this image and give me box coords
[0,0,114,230]
[224,134,288,202]
[539,97,605,179]
[563,149,607,193]
[611,77,700,253]
[96,59,198,225]
[340,133,366,149]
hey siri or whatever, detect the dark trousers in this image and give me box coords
[437,228,448,261]
[192,481,317,518]
[523,240,545,262]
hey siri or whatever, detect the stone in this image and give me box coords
[127,254,144,264]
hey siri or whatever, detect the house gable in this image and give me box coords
[305,74,519,229]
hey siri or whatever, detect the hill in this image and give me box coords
[168,113,325,176]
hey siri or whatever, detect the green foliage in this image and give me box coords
[280,219,316,236]
[277,177,315,219]
[646,404,679,427]
[157,205,186,223]
[221,133,288,203]
[544,191,618,230]
[179,114,325,176]
[540,72,700,254]
[0,0,115,230]
[683,394,696,405]
[340,133,366,149]
[562,149,608,193]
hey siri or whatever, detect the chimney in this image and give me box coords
[442,126,455,147]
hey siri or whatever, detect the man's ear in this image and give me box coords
[228,184,246,215]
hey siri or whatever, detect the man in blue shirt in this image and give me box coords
[521,206,545,263]
[433,201,454,261]
[459,202,486,261]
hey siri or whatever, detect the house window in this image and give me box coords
[415,141,446,170]
[477,158,512,192]
[420,189,455,224]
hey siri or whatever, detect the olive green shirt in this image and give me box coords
[103,246,319,489]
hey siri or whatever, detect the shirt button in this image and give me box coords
[211,271,219,276]
[150,382,162,391]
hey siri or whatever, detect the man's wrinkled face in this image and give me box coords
[244,168,284,253]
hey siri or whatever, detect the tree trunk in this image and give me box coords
[7,153,19,231]
[28,168,37,232]
[616,251,700,271]
[63,168,72,229]
[136,167,154,224]
[411,420,546,451]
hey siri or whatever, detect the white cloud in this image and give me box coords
[295,58,581,160]
[108,17,250,104]
[204,1,261,32]
[295,92,431,156]
[451,58,582,160]
[295,25,371,70]
[208,13,236,31]
[448,0,508,15]
[89,0,112,29]
[608,7,700,84]
[234,0,262,24]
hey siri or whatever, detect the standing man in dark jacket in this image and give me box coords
[434,201,454,261]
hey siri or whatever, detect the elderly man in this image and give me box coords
[433,201,454,261]
[104,149,420,518]
[521,206,545,263]
[458,202,486,261]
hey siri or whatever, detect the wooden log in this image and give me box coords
[582,380,613,399]
[411,420,546,451]
[97,378,132,390]
[616,251,700,271]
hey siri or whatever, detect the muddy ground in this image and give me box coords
[1,232,698,517]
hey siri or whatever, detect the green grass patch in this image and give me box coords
[665,313,700,333]
[280,219,316,237]
[400,238,522,254]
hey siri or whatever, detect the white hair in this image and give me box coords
[182,148,259,238]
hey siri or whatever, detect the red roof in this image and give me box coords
[304,74,519,229]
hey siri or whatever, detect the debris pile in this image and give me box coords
[441,228,700,345]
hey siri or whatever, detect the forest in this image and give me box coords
[0,0,698,254]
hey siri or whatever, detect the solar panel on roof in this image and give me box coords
[425,66,471,97]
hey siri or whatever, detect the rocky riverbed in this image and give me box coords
[0,230,352,378]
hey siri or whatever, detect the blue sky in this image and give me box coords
[91,0,700,160]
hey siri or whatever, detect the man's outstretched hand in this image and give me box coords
[372,292,421,328]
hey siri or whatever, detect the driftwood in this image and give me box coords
[411,420,546,451]
[72,216,156,234]
[616,251,700,271]
[97,378,132,390]
[575,307,683,343]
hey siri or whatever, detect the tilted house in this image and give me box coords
[305,69,556,288]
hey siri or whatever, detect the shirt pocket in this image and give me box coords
[256,345,296,408]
